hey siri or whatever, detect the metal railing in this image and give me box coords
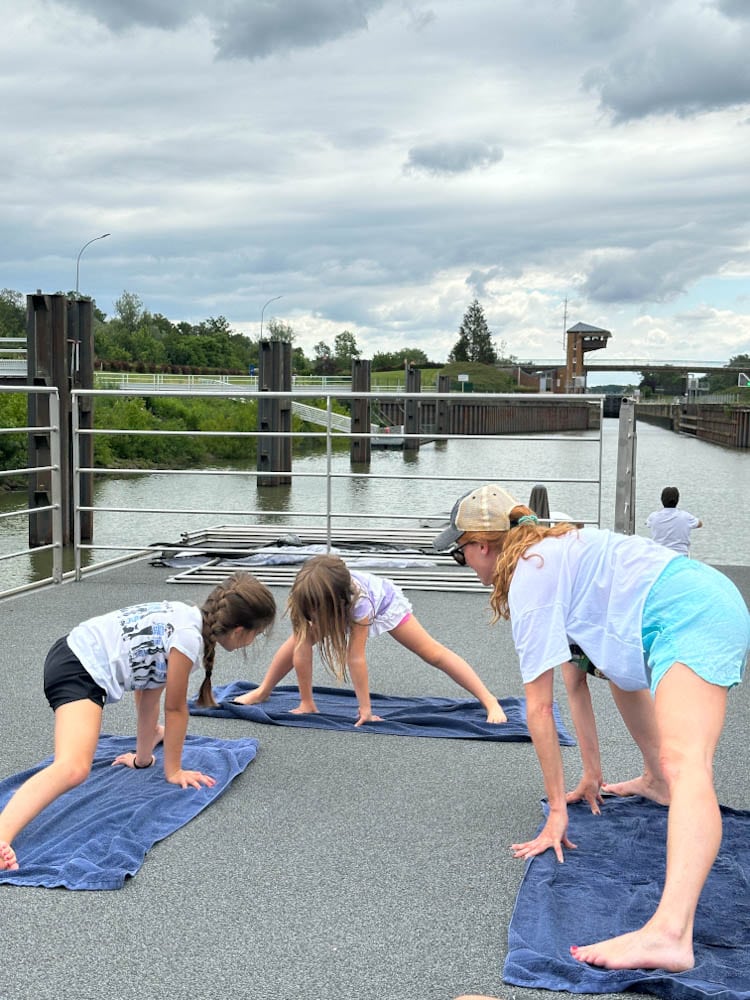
[0,383,608,596]
[97,371,417,393]
[66,387,605,590]
[0,384,62,596]
[0,338,27,377]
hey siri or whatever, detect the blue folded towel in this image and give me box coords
[189,681,575,744]
[0,733,259,890]
[503,796,750,1000]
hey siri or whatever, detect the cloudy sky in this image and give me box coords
[3,0,749,382]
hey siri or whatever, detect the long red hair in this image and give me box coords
[460,504,577,621]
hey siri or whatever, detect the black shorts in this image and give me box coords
[43,636,107,711]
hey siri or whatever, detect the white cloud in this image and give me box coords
[0,0,748,369]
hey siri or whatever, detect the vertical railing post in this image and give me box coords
[73,298,95,542]
[48,389,63,583]
[614,397,637,534]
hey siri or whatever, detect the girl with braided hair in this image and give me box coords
[0,573,276,872]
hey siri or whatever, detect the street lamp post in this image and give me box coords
[75,233,110,296]
[260,295,283,340]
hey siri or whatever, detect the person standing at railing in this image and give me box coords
[0,573,276,873]
[233,554,507,726]
[433,483,749,974]
[646,486,702,555]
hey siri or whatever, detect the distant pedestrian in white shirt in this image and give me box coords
[646,486,702,555]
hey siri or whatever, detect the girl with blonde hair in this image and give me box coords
[234,554,506,727]
[0,573,276,872]
[435,483,749,973]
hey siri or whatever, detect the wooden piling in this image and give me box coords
[26,294,94,546]
[257,339,292,486]
[350,359,371,463]
[404,364,421,451]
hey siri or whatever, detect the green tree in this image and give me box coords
[267,318,295,342]
[333,330,360,371]
[292,345,311,375]
[0,289,25,339]
[371,348,431,371]
[449,299,497,364]
[312,340,335,375]
[0,392,27,484]
[113,291,144,334]
[706,354,750,393]
[636,368,687,397]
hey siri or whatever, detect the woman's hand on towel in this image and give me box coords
[166,768,217,790]
[566,776,604,815]
[511,812,577,864]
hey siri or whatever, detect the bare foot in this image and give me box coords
[601,773,670,806]
[571,926,694,972]
[0,840,19,871]
[153,724,165,748]
[289,703,319,715]
[233,689,270,706]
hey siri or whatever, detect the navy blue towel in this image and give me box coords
[0,733,259,890]
[503,796,750,1000]
[189,681,575,744]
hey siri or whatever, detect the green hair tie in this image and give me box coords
[516,514,539,526]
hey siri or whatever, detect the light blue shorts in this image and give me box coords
[641,558,750,693]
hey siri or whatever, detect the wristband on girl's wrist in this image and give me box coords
[132,753,156,769]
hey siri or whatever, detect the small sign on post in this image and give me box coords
[458,373,468,393]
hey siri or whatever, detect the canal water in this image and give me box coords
[1,418,748,592]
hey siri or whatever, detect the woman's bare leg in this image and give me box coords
[572,663,726,971]
[602,685,670,805]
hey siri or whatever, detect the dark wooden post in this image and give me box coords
[404,363,421,452]
[350,358,371,464]
[26,294,95,547]
[436,374,451,436]
[257,339,292,486]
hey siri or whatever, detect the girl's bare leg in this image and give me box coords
[390,616,506,722]
[571,662,726,971]
[602,686,670,805]
[288,637,318,714]
[0,699,102,869]
[233,635,296,704]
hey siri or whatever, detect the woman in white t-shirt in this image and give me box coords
[434,484,749,975]
[0,573,276,873]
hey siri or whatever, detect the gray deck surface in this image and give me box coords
[1,561,748,1000]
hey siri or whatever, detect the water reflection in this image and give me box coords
[1,419,748,590]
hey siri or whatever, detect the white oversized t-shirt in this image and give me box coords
[66,601,204,704]
[508,529,678,690]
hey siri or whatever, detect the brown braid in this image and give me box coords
[197,572,277,707]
